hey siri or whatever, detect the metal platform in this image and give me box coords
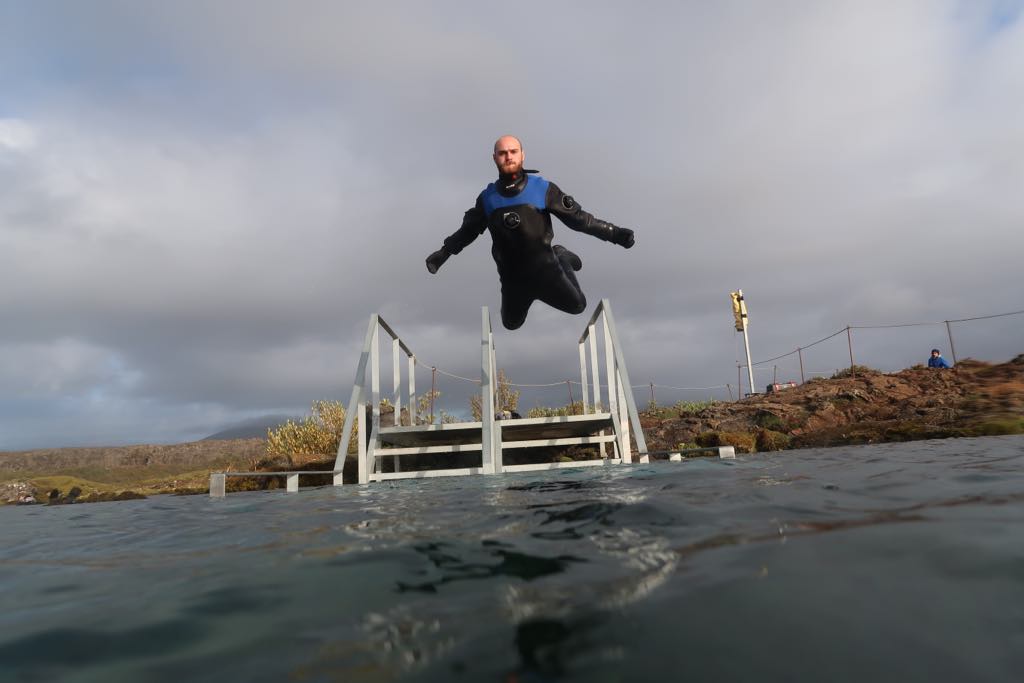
[330,300,646,485]
[364,412,621,481]
[210,300,651,495]
[376,413,614,449]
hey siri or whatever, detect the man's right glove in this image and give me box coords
[425,247,450,274]
[611,226,635,249]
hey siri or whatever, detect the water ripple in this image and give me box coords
[2,435,1023,682]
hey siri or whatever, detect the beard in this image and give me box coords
[497,158,523,178]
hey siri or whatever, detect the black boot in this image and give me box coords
[553,244,582,272]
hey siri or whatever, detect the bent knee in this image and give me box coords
[502,316,526,330]
[502,308,529,330]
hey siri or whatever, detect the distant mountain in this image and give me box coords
[203,414,299,441]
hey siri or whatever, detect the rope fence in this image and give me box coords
[403,307,1022,418]
[734,307,1024,395]
[416,358,729,393]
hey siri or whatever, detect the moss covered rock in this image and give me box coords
[756,429,791,451]
[696,430,756,454]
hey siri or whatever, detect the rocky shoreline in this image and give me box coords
[3,356,1021,504]
[642,355,1023,454]
[0,438,265,505]
[1,482,148,506]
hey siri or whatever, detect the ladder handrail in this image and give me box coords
[578,299,648,460]
[333,313,416,483]
[481,306,496,473]
[602,299,649,457]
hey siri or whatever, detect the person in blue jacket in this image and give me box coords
[928,349,953,368]
[425,135,635,330]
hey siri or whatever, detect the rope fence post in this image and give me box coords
[846,326,855,377]
[945,320,959,366]
[649,382,656,407]
[798,347,805,384]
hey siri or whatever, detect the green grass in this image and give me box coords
[969,418,1024,436]
[831,365,878,379]
[1,457,244,497]
[644,399,716,420]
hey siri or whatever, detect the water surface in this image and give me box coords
[3,435,1023,682]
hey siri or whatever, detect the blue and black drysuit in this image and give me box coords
[426,170,634,330]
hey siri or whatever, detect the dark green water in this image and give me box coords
[3,435,1023,682]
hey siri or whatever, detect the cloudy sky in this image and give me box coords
[1,1,1022,450]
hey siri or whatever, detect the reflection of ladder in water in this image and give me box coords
[332,299,648,484]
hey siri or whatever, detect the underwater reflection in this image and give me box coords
[397,541,586,593]
[506,479,602,493]
[502,615,606,683]
[530,501,624,540]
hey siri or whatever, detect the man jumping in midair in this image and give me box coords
[425,135,635,330]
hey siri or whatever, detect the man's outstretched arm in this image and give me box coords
[546,183,634,248]
[426,197,487,274]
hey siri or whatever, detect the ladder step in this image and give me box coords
[373,466,485,481]
[502,459,621,472]
[501,434,618,449]
[373,443,483,457]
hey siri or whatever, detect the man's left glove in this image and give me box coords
[611,227,635,249]
[425,247,450,274]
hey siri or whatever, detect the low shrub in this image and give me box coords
[644,399,716,420]
[756,429,791,451]
[831,365,878,379]
[266,400,356,462]
[696,430,756,454]
[754,411,787,431]
[527,402,584,418]
[469,370,520,421]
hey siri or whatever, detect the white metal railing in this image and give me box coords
[211,300,651,497]
[333,314,418,485]
[481,306,498,474]
[578,299,649,463]
[481,298,648,468]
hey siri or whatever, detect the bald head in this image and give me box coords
[492,135,524,177]
[493,135,522,154]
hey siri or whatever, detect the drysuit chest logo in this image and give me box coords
[503,211,521,229]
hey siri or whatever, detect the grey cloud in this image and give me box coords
[1,2,1022,448]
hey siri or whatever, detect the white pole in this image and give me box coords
[742,325,756,396]
[481,307,494,474]
[738,289,756,395]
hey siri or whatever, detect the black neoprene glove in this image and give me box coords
[611,227,635,248]
[425,247,450,274]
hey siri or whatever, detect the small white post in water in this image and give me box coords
[209,473,226,498]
